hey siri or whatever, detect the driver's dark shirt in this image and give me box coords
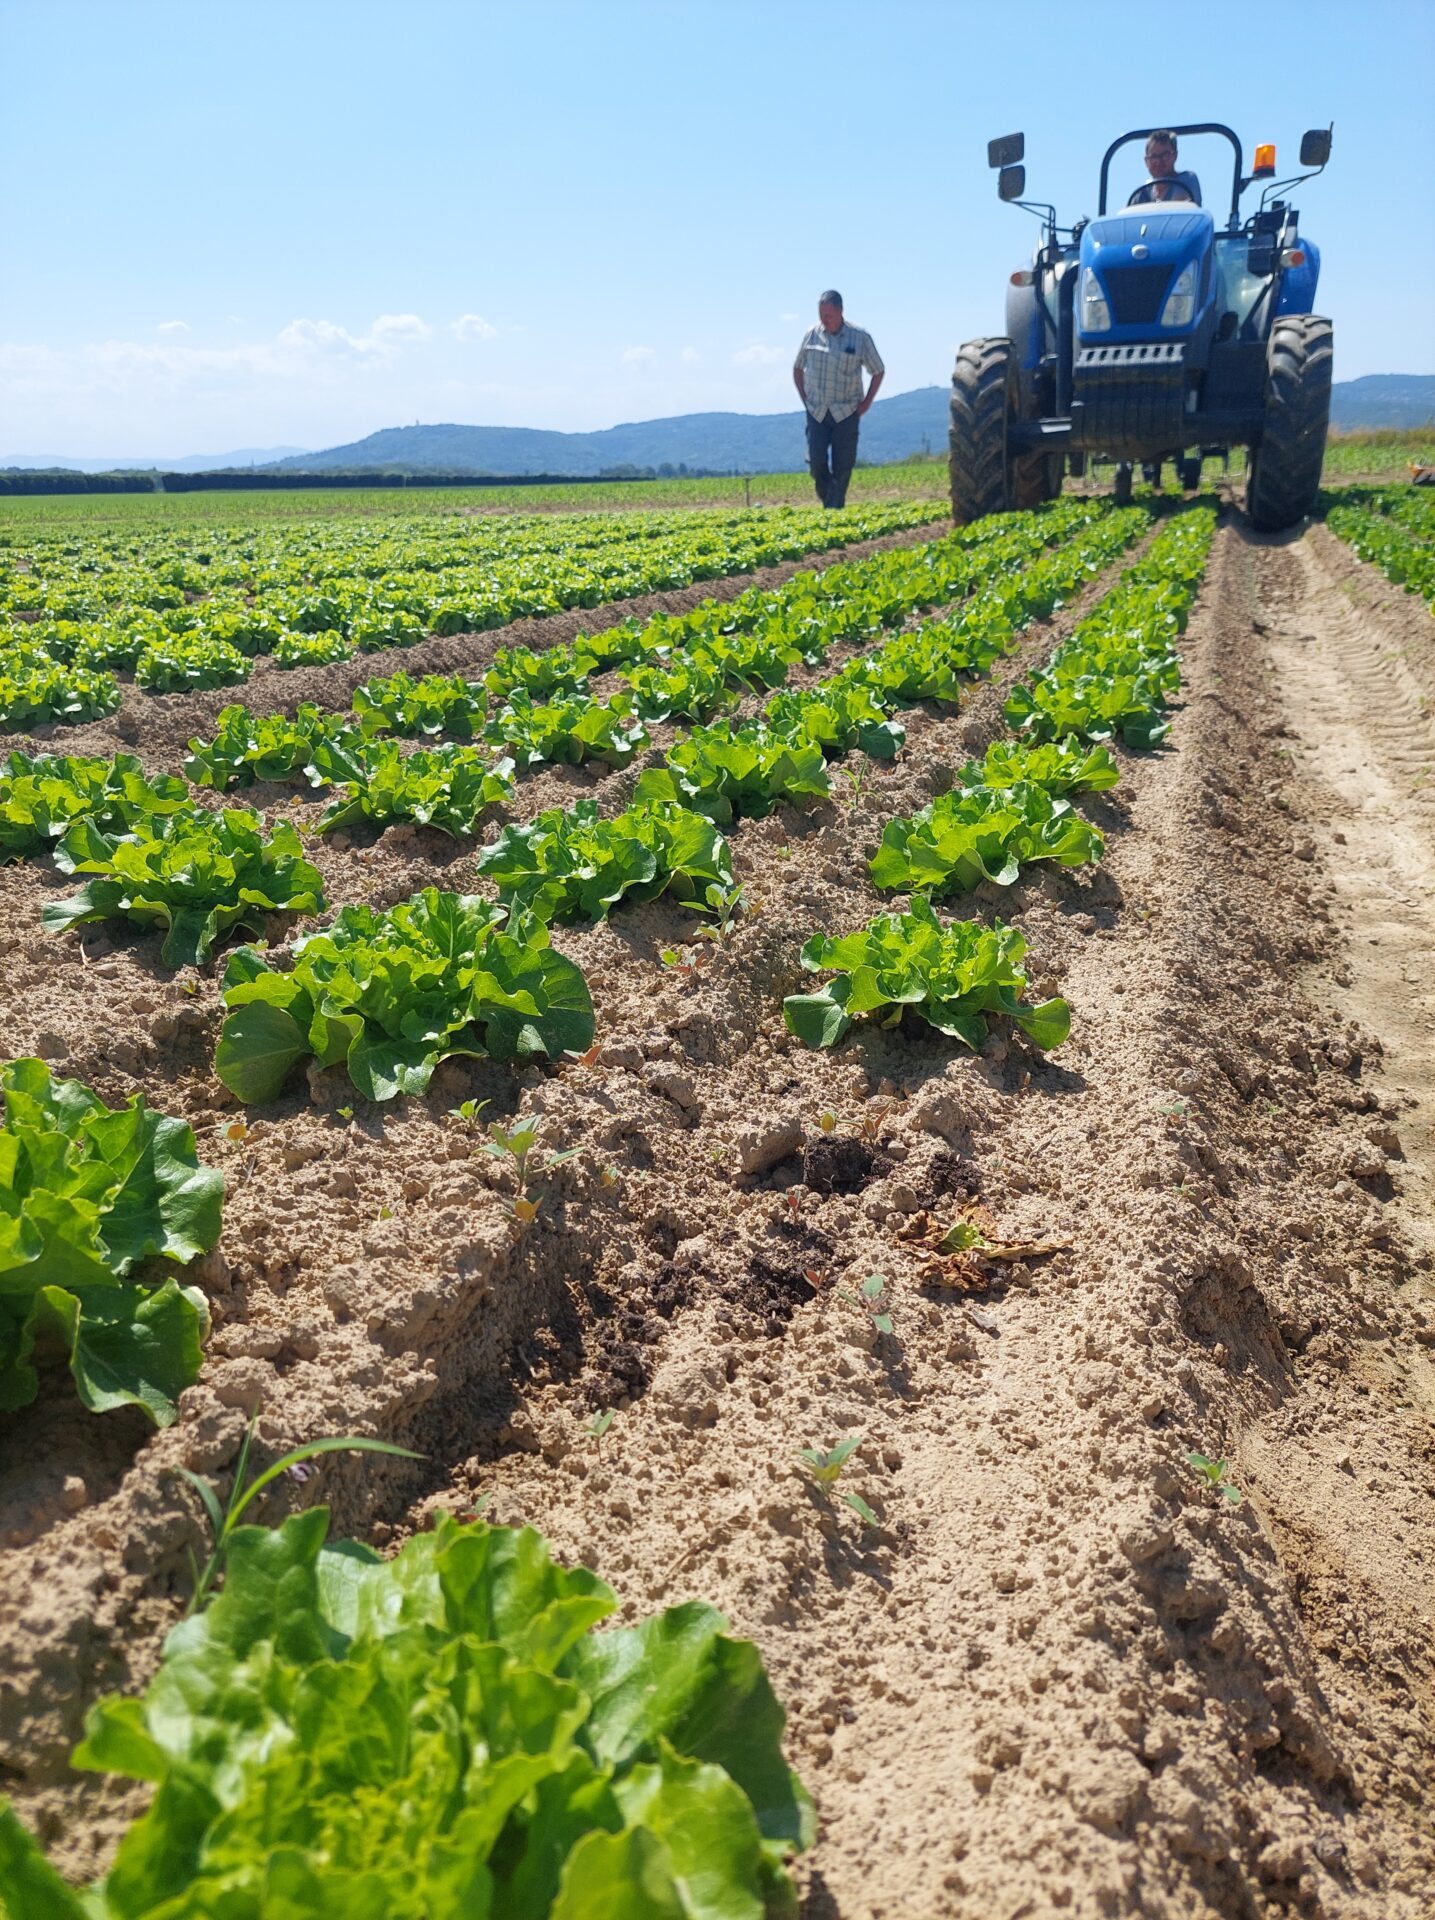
[1128,169,1202,207]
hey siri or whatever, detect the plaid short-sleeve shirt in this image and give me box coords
[794,321,884,424]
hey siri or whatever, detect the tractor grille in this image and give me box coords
[1102,263,1173,326]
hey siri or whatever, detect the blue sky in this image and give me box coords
[3,0,1432,457]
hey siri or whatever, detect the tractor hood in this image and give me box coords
[1078,204,1215,341]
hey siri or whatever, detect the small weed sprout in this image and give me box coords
[446,1097,491,1132]
[798,1435,879,1530]
[484,1119,581,1220]
[584,1408,616,1450]
[816,1109,838,1136]
[841,763,867,808]
[222,1118,249,1145]
[1187,1450,1242,1505]
[177,1414,419,1613]
[782,1186,804,1222]
[659,943,705,976]
[337,1104,355,1121]
[860,1274,891,1336]
[855,1099,895,1145]
[938,1220,988,1254]
[695,881,747,945]
[798,1434,862,1486]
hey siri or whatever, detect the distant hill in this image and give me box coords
[0,446,309,474]
[1328,375,1435,432]
[8,373,1429,485]
[271,374,1434,477]
[269,390,949,477]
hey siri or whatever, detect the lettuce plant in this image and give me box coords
[636,720,830,823]
[182,704,361,790]
[0,1507,813,1916]
[44,808,326,967]
[762,682,905,761]
[869,782,1105,897]
[0,655,122,729]
[477,798,732,923]
[1,750,190,861]
[314,739,516,836]
[351,669,489,740]
[955,736,1120,798]
[215,888,594,1102]
[135,633,252,693]
[272,627,354,670]
[784,897,1069,1051]
[483,688,649,770]
[0,1057,221,1423]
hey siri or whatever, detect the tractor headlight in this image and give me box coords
[1080,267,1111,333]
[1160,262,1197,329]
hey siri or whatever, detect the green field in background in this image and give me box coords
[1,431,1428,536]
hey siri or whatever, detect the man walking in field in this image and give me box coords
[793,291,884,509]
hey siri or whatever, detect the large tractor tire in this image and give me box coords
[1014,452,1064,509]
[1246,314,1334,531]
[949,338,1017,524]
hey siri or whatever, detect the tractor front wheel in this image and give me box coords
[949,338,1017,524]
[1247,315,1334,531]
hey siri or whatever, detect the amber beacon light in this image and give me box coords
[1252,143,1276,176]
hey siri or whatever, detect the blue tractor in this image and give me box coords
[949,123,1334,529]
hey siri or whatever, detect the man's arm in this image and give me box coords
[856,334,885,416]
[793,330,813,408]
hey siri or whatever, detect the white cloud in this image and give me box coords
[732,343,781,366]
[371,312,430,343]
[452,313,498,344]
[276,314,430,358]
[157,319,189,335]
[681,345,701,364]
[622,344,655,364]
[277,316,381,357]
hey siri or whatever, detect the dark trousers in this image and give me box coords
[806,409,860,508]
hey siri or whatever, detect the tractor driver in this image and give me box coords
[1127,131,1202,207]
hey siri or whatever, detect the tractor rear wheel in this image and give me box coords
[1014,451,1063,509]
[1247,315,1334,531]
[949,338,1017,524]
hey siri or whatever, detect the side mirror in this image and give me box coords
[997,164,1026,202]
[1299,127,1332,169]
[988,132,1024,169]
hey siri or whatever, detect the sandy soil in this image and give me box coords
[1,505,1432,1917]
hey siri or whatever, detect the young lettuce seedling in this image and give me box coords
[1187,1450,1242,1505]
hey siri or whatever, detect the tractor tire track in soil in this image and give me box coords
[2,507,1432,1917]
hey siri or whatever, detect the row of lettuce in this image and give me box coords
[1,498,1136,1436]
[0,497,943,727]
[0,501,1222,1918]
[2,500,1217,1437]
[1323,483,1435,608]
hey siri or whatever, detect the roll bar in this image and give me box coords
[1098,123,1244,225]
